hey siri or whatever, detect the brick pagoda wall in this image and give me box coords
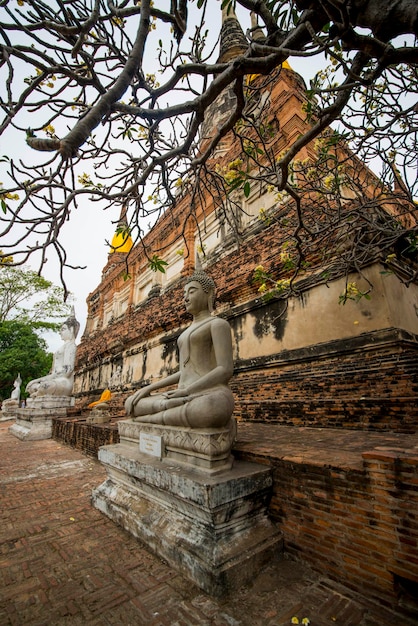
[231,329,418,430]
[74,65,418,433]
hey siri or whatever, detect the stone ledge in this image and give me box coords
[9,407,70,441]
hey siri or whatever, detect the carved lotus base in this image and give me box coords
[118,418,237,474]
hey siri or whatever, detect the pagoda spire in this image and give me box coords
[199,6,248,147]
[250,11,265,42]
[218,4,248,63]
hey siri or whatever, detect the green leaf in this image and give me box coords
[221,0,235,14]
[243,181,251,198]
[149,254,168,273]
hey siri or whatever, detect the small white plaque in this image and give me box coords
[139,433,164,458]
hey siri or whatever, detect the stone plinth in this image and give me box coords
[9,396,73,440]
[92,438,283,596]
[118,418,236,475]
[26,396,74,410]
[86,408,111,424]
[0,401,19,422]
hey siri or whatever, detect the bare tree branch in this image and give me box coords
[0,0,416,293]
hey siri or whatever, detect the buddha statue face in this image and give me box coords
[60,311,80,341]
[60,323,74,341]
[184,281,210,315]
[184,270,215,313]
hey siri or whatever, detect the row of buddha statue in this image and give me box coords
[5,271,235,430]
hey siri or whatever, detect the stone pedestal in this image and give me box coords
[86,407,111,424]
[9,396,73,441]
[92,419,283,596]
[0,400,19,422]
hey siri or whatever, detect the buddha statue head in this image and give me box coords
[184,270,216,312]
[61,307,80,340]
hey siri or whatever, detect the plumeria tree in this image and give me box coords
[0,320,53,401]
[0,0,417,296]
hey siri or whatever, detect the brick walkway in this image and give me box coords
[0,420,415,626]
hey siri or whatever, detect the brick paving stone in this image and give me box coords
[1,420,417,626]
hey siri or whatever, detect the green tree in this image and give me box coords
[0,264,72,399]
[0,1,416,290]
[0,320,52,402]
[0,264,72,330]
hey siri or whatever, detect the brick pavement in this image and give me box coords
[1,420,416,626]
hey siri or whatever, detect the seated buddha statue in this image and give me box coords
[124,270,235,429]
[26,309,80,399]
[88,388,112,409]
[2,373,22,409]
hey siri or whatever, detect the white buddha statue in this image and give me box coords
[2,373,22,410]
[26,308,80,399]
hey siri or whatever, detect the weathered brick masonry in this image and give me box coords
[231,330,418,430]
[52,416,120,458]
[234,431,418,614]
